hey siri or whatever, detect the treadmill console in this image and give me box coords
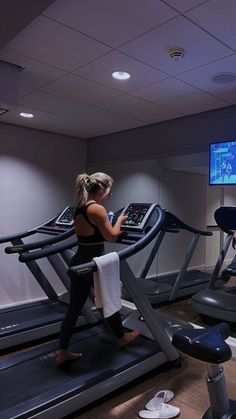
[121,203,156,231]
[55,207,75,226]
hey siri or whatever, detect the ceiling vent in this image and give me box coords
[0,60,23,109]
[212,73,236,84]
[168,47,185,61]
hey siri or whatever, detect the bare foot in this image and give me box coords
[56,349,83,366]
[118,330,140,348]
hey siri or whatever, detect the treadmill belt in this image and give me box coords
[0,323,161,419]
[0,301,67,338]
[158,269,211,286]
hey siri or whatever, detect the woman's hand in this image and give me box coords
[117,212,128,225]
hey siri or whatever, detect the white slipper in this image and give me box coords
[139,403,180,419]
[146,390,174,411]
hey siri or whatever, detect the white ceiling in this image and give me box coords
[1,0,236,139]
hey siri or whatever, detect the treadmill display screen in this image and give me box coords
[122,203,155,230]
[55,207,75,226]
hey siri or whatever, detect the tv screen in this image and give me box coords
[209,140,236,185]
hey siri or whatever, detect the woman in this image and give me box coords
[56,172,139,365]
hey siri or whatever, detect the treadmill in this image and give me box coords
[123,209,213,305]
[0,207,92,349]
[192,206,236,322]
[0,203,192,419]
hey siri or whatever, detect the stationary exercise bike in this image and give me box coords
[173,323,236,418]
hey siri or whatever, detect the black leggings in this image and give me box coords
[59,244,124,350]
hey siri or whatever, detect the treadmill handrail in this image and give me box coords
[5,227,75,253]
[163,211,212,236]
[19,237,78,262]
[19,205,165,269]
[69,204,165,278]
[0,226,37,244]
[0,213,60,244]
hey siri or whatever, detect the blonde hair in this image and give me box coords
[75,172,113,206]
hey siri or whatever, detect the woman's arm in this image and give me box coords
[88,204,127,242]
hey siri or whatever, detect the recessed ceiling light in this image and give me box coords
[212,73,236,84]
[112,71,131,80]
[19,112,34,118]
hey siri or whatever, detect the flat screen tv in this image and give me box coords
[209,140,236,185]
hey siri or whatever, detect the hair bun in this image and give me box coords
[84,176,90,185]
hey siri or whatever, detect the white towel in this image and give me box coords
[93,252,121,318]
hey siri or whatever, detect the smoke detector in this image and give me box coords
[168,47,185,61]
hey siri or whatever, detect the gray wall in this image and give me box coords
[0,122,86,307]
[88,105,236,163]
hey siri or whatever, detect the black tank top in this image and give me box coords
[74,202,105,243]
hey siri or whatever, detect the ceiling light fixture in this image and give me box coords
[212,73,236,84]
[19,112,34,118]
[168,47,185,62]
[112,71,131,80]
